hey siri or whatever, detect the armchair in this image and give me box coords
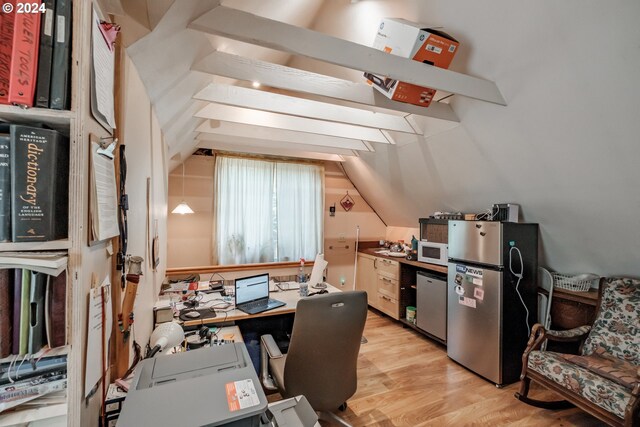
[260,291,367,427]
[515,277,640,426]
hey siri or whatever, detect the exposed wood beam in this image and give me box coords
[189,7,506,105]
[198,133,357,157]
[194,103,391,144]
[193,83,417,134]
[196,120,373,152]
[197,136,350,162]
[192,51,459,122]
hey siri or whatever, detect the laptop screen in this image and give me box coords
[235,273,269,305]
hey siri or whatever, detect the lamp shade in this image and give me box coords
[172,161,194,214]
[171,201,194,214]
[150,322,185,352]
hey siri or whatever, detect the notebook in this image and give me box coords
[234,273,285,315]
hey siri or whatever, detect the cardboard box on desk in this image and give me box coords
[364,18,459,107]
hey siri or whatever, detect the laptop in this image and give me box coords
[234,273,285,315]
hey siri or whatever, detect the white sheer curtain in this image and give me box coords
[214,156,323,265]
[275,162,323,262]
[214,156,274,265]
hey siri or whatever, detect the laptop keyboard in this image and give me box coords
[242,300,267,311]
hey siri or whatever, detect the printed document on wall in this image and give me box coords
[90,142,119,241]
[90,8,116,130]
[84,276,113,398]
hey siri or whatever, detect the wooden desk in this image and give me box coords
[168,282,342,327]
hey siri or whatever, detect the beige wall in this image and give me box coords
[118,51,168,360]
[166,158,387,289]
[323,162,386,289]
[386,226,420,245]
[167,155,214,267]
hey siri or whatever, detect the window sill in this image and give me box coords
[166,261,315,277]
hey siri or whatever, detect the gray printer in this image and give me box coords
[117,343,268,426]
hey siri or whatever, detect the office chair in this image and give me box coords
[260,291,368,427]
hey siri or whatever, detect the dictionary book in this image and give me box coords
[10,125,69,242]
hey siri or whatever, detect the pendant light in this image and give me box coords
[171,162,194,214]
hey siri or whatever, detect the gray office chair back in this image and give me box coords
[283,291,367,412]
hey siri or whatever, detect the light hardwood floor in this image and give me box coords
[335,311,603,426]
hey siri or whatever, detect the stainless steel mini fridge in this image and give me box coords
[416,272,447,342]
[446,220,538,385]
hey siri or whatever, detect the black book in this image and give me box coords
[34,0,56,108]
[49,0,71,110]
[10,125,69,242]
[0,124,10,242]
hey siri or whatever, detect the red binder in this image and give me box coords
[8,2,42,107]
[0,0,16,104]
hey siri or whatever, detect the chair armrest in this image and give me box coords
[261,334,283,359]
[545,325,591,342]
[260,334,282,391]
[633,368,640,397]
[522,323,591,360]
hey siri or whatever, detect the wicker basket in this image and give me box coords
[552,273,599,292]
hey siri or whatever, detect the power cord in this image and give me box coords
[509,244,530,336]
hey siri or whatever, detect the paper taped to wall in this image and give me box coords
[308,253,328,287]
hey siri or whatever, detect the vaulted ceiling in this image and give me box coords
[113,0,640,276]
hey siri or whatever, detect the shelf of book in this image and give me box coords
[0,106,73,132]
[0,240,72,252]
[0,402,67,426]
[0,345,69,365]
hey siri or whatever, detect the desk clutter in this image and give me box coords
[155,274,335,326]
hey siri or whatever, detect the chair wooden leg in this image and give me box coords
[514,377,575,410]
[517,376,531,399]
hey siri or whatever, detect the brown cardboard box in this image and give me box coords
[365,18,459,107]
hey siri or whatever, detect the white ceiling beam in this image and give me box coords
[189,7,506,105]
[195,103,391,144]
[192,51,459,123]
[196,120,374,152]
[200,141,345,162]
[193,83,417,134]
[197,135,352,162]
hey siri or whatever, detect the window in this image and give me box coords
[213,155,323,265]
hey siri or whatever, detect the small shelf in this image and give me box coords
[0,240,72,252]
[0,345,69,364]
[0,105,73,133]
[0,402,67,427]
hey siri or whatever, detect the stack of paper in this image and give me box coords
[0,252,68,277]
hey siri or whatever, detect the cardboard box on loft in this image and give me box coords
[364,18,459,108]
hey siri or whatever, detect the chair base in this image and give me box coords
[317,410,352,427]
[514,392,575,410]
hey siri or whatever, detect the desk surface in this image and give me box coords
[156,282,342,327]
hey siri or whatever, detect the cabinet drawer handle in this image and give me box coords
[382,278,392,283]
[379,295,391,301]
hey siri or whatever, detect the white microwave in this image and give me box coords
[418,241,448,266]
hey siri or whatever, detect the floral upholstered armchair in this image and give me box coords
[515,277,640,427]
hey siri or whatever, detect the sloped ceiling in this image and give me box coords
[124,0,640,276]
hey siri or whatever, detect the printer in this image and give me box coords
[117,343,268,426]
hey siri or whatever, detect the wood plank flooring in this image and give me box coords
[292,310,604,426]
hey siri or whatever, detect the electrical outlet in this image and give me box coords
[340,277,346,286]
[338,234,346,243]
